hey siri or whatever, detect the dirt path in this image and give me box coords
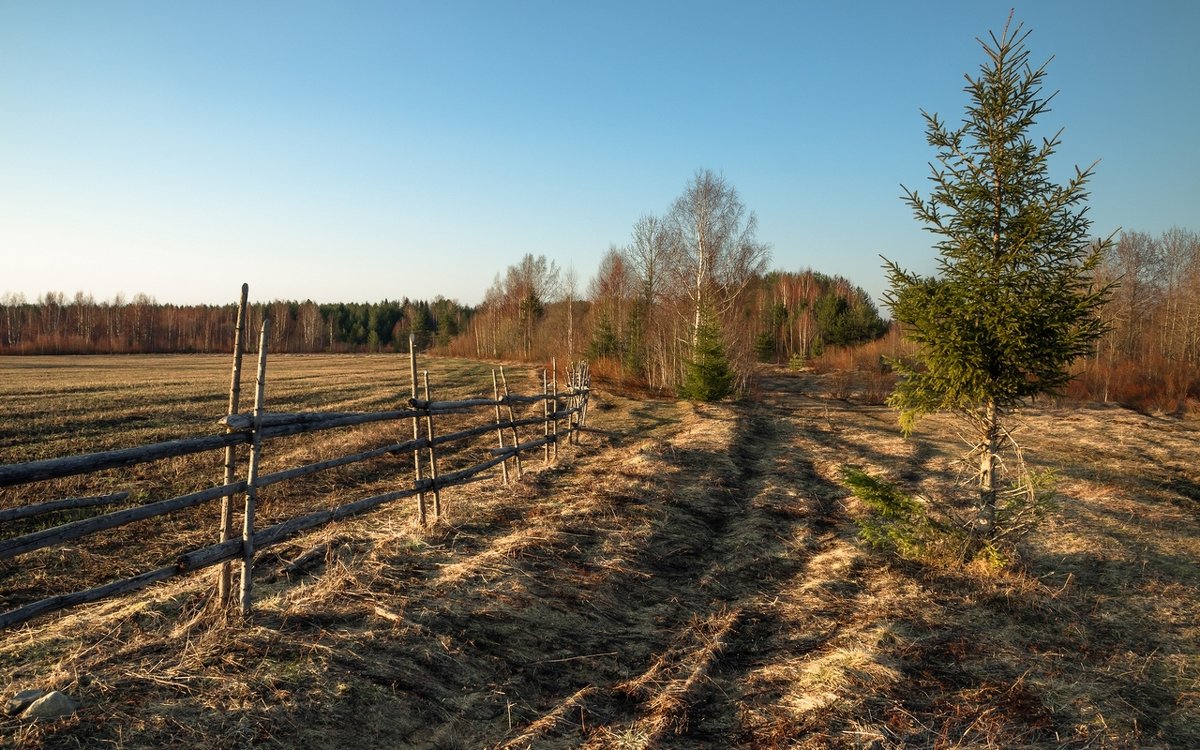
[402,375,900,748]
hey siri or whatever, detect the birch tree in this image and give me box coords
[666,170,769,347]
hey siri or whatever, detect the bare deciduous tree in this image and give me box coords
[561,265,579,360]
[665,169,770,346]
[588,246,633,360]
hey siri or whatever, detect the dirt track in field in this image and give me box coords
[3,366,1198,748]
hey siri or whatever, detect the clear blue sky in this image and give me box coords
[2,1,1196,309]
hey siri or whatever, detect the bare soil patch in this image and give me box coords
[2,358,1197,748]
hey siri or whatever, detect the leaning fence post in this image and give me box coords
[409,335,426,527]
[492,370,509,485]
[218,283,248,606]
[499,366,522,479]
[240,319,270,617]
[422,370,441,520]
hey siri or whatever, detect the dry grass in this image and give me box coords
[1,358,1198,748]
[0,354,538,615]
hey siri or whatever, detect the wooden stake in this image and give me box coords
[492,370,508,485]
[551,357,559,461]
[580,361,590,431]
[240,318,269,617]
[410,335,425,527]
[499,366,522,478]
[423,370,441,520]
[542,367,550,464]
[568,362,579,445]
[218,282,248,606]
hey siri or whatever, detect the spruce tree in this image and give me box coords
[588,312,619,361]
[883,17,1112,543]
[680,307,735,401]
[623,302,646,378]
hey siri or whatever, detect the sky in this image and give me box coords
[2,1,1197,310]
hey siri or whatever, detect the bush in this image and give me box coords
[841,467,972,565]
[842,468,932,559]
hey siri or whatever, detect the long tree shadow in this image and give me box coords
[331,395,860,746]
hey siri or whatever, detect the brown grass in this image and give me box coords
[1,358,1198,748]
[0,354,540,615]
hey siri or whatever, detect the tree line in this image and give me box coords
[7,224,1196,414]
[1073,227,1200,410]
[442,169,889,397]
[7,212,1192,417]
[0,292,472,355]
[0,171,891,401]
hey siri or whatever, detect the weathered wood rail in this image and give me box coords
[0,288,590,631]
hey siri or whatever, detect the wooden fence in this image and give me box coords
[0,288,590,631]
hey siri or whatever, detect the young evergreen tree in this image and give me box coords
[588,312,619,361]
[883,17,1112,543]
[680,307,735,401]
[623,302,646,378]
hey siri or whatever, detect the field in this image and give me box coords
[1,355,1198,749]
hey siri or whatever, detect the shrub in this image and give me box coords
[842,468,933,559]
[842,467,972,565]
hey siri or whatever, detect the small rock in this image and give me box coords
[5,689,45,716]
[21,690,76,720]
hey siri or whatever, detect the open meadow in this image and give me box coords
[1,355,1198,748]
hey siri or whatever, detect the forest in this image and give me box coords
[0,293,471,356]
[2,224,1197,413]
[0,267,883,367]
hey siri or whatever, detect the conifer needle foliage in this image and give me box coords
[883,17,1113,541]
[680,307,735,401]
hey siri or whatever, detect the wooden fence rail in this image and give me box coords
[0,492,130,524]
[0,291,589,632]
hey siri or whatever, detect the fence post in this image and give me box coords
[542,367,550,465]
[551,357,559,461]
[572,361,587,443]
[499,367,522,478]
[567,362,578,445]
[240,319,270,617]
[218,283,248,606]
[422,370,441,520]
[492,370,509,485]
[409,335,426,527]
[580,361,590,432]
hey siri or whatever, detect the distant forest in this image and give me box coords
[1072,228,1200,410]
[0,269,885,366]
[4,227,1197,412]
[0,293,472,355]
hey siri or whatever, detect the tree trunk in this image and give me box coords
[976,399,1000,540]
[692,259,704,351]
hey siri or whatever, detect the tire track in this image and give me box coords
[531,380,876,747]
